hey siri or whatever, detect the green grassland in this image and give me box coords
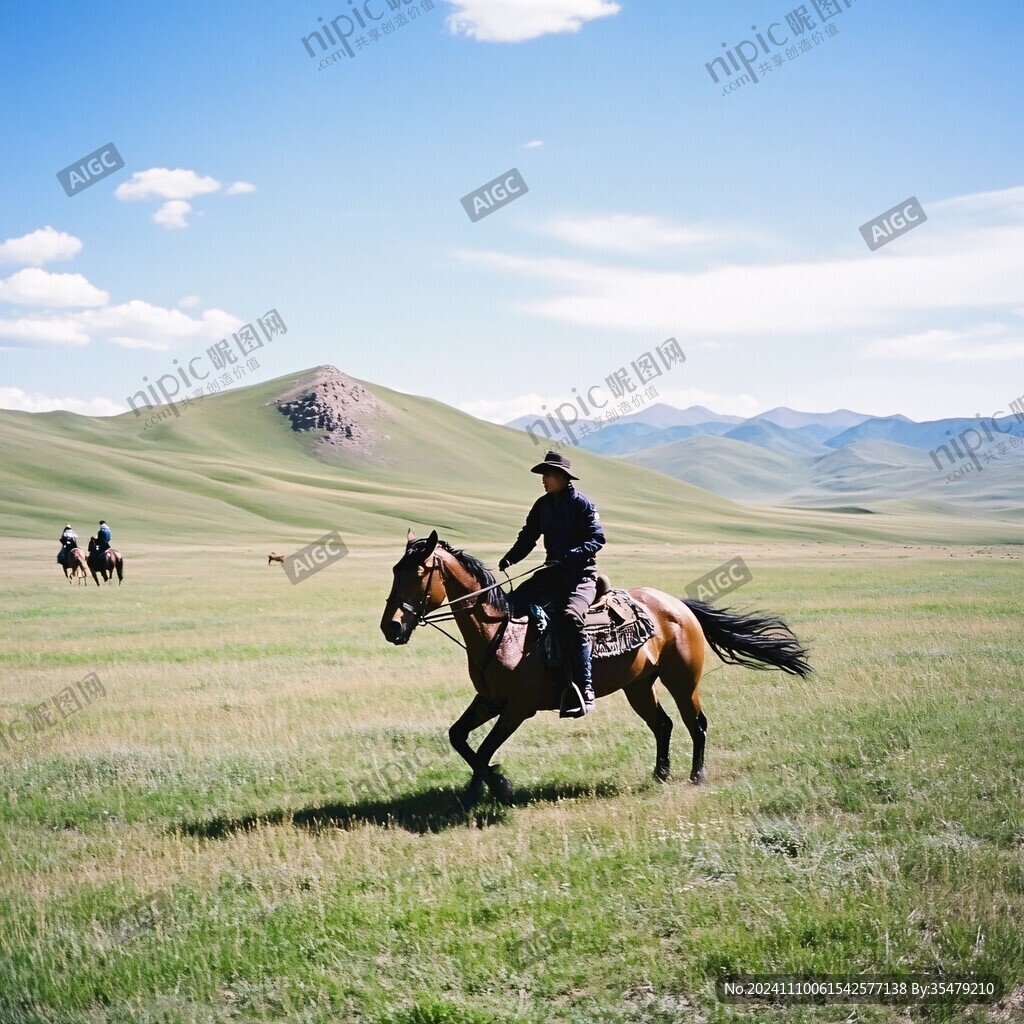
[1,370,1022,1022]
[1,540,1022,1024]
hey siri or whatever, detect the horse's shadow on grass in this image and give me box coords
[177,779,622,839]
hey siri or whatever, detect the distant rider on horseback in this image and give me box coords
[498,451,605,718]
[58,524,78,566]
[97,520,112,553]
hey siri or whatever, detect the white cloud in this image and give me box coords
[0,268,108,308]
[456,185,1024,342]
[446,0,620,42]
[114,167,241,229]
[114,168,221,202]
[863,324,1024,362]
[931,183,1024,214]
[524,140,544,149]
[461,386,760,425]
[153,200,192,229]
[460,392,551,423]
[541,213,724,254]
[0,227,82,266]
[0,239,244,349]
[0,225,249,350]
[0,387,125,416]
[0,301,240,352]
[79,301,243,352]
[0,317,90,346]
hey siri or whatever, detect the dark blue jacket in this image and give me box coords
[98,524,111,545]
[503,484,605,572]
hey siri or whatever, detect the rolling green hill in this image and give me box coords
[1,366,1022,548]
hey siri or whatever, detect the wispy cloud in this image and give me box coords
[459,392,551,424]
[540,213,726,254]
[457,186,1024,355]
[445,0,620,43]
[0,227,82,267]
[863,324,1024,362]
[0,386,124,416]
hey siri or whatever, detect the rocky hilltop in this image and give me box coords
[269,366,387,457]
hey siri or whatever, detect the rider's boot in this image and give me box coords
[559,632,595,719]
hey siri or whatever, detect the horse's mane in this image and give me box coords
[401,537,510,616]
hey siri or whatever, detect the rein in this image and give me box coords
[388,550,554,686]
[407,560,545,652]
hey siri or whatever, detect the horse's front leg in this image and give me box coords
[464,710,529,806]
[449,694,499,777]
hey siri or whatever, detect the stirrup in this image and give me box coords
[559,680,592,719]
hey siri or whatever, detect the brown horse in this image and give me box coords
[87,536,124,586]
[62,547,89,585]
[381,530,811,804]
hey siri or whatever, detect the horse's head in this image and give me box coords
[88,536,97,552]
[380,529,446,645]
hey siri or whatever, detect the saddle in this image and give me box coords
[522,574,656,660]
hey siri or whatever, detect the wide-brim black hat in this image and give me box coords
[530,450,578,480]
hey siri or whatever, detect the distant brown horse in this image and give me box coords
[381,530,812,804]
[62,547,89,585]
[87,536,124,586]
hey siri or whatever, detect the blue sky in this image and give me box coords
[1,0,1021,424]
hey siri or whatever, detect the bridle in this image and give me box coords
[389,552,545,654]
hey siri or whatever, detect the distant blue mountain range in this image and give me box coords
[504,403,1024,513]
[507,402,1021,465]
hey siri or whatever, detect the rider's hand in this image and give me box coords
[498,558,511,573]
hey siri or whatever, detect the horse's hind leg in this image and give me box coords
[623,678,673,782]
[656,656,708,784]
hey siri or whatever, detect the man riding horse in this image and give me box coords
[57,524,78,566]
[498,450,604,718]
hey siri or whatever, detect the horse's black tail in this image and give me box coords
[681,599,812,677]
[117,557,124,584]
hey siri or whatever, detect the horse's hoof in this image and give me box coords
[486,768,514,806]
[689,769,707,785]
[462,775,486,807]
[654,764,670,783]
